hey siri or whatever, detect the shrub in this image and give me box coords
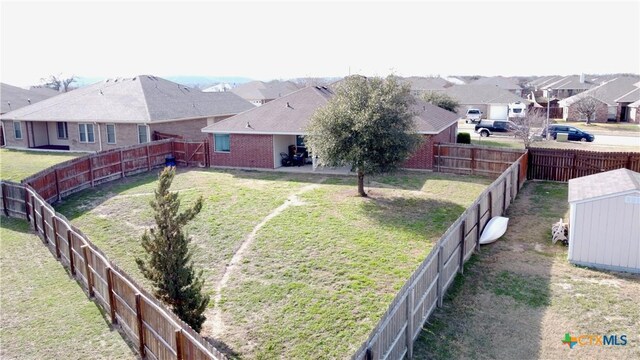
[457,132,471,144]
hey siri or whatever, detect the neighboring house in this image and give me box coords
[0,75,254,151]
[567,168,640,274]
[441,84,531,120]
[628,100,640,123]
[202,83,233,92]
[558,76,640,122]
[401,76,452,96]
[471,76,523,97]
[614,88,640,123]
[201,85,459,170]
[1,83,59,146]
[230,80,300,106]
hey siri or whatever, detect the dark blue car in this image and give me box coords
[542,125,595,142]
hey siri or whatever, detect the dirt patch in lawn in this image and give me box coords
[414,181,640,359]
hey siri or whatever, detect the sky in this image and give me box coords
[1,0,639,87]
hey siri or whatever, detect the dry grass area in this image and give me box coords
[414,181,640,359]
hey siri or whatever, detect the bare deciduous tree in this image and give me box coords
[41,74,77,92]
[510,108,546,148]
[574,96,601,125]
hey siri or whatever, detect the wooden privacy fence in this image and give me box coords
[23,139,210,204]
[1,181,225,360]
[352,151,528,360]
[528,148,640,182]
[434,143,527,178]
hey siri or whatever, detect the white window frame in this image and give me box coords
[214,134,230,153]
[13,121,22,139]
[106,123,117,144]
[57,122,68,139]
[138,124,150,144]
[78,123,95,143]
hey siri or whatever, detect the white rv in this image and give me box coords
[508,102,527,118]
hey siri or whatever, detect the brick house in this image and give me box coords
[0,75,253,151]
[1,83,59,146]
[614,88,640,124]
[201,85,459,171]
[559,76,640,122]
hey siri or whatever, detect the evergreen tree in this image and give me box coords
[135,167,209,332]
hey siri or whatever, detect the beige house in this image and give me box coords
[0,75,253,151]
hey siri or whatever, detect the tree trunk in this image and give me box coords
[357,170,367,197]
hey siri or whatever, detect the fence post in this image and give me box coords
[470,147,476,176]
[436,144,441,172]
[88,156,94,187]
[1,183,8,217]
[459,220,466,274]
[52,216,61,258]
[120,150,125,178]
[54,168,61,202]
[40,205,47,243]
[24,188,30,222]
[405,287,414,359]
[175,329,184,360]
[106,267,117,324]
[81,245,94,297]
[436,245,444,307]
[31,195,37,232]
[476,202,481,252]
[67,229,76,275]
[487,189,493,220]
[135,293,146,357]
[146,144,151,171]
[503,179,508,214]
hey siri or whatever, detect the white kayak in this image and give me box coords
[479,216,509,245]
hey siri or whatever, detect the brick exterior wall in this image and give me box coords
[1,120,28,148]
[68,123,141,152]
[209,133,274,169]
[404,122,457,170]
[150,118,209,141]
[566,101,608,122]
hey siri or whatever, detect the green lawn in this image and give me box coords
[0,217,137,360]
[54,168,491,359]
[0,148,82,181]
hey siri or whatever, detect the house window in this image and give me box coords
[79,123,95,143]
[57,122,68,139]
[106,124,116,144]
[13,121,22,139]
[296,135,305,147]
[214,134,230,152]
[138,125,149,143]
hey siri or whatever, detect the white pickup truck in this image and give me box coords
[465,108,483,123]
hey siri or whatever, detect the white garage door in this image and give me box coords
[489,104,508,120]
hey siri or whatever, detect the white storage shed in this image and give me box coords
[568,168,640,273]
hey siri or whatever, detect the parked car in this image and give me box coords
[465,108,483,123]
[541,124,595,142]
[474,120,519,137]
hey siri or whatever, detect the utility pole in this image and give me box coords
[545,88,551,140]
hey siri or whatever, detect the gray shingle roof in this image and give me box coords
[230,80,300,101]
[615,87,640,103]
[560,76,640,106]
[0,75,254,122]
[202,85,459,135]
[544,75,595,90]
[471,76,522,90]
[402,77,452,91]
[568,168,640,203]
[1,83,59,114]
[442,84,529,104]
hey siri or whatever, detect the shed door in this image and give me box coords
[489,105,508,120]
